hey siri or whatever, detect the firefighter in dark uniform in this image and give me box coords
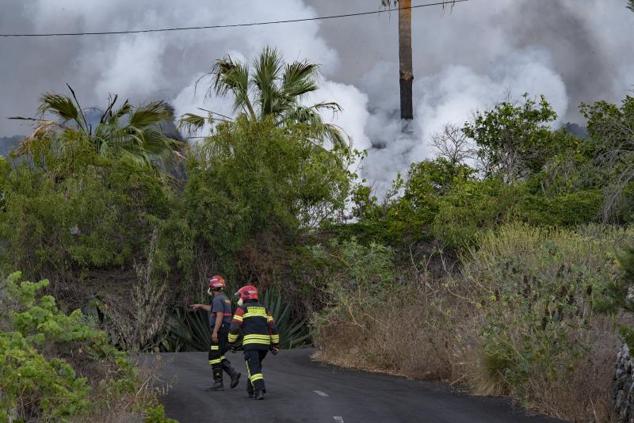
[229,285,280,400]
[191,275,241,391]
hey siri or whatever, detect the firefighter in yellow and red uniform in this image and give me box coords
[228,285,280,400]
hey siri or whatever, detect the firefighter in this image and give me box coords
[228,284,280,400]
[191,275,241,391]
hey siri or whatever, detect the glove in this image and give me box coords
[270,345,280,355]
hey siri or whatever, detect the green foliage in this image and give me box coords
[461,225,630,401]
[163,309,211,352]
[0,132,176,286]
[144,404,178,423]
[431,177,516,248]
[0,272,142,421]
[184,117,355,277]
[262,288,311,349]
[0,331,91,421]
[190,47,347,147]
[311,239,395,331]
[14,86,182,168]
[463,94,558,182]
[581,96,634,221]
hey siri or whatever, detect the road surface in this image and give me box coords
[154,348,563,423]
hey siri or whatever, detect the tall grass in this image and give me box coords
[314,224,633,422]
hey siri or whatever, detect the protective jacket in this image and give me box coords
[228,301,280,350]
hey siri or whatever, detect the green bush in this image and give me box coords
[0,135,175,285]
[460,224,630,405]
[0,271,160,422]
[311,239,395,341]
[182,116,355,283]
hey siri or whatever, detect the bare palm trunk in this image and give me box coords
[399,0,414,120]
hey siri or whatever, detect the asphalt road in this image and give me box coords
[154,349,563,423]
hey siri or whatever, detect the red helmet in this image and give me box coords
[236,285,258,301]
[208,275,226,290]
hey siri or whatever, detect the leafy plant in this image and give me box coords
[0,271,158,421]
[262,288,311,349]
[163,308,211,352]
[12,85,183,168]
[460,225,630,404]
[185,47,347,147]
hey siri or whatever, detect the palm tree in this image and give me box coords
[382,1,456,122]
[13,85,182,167]
[382,0,414,121]
[183,47,347,147]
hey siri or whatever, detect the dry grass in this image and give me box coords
[75,354,170,423]
[316,290,620,422]
[314,225,632,422]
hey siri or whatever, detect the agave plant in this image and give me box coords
[162,289,311,352]
[162,307,211,352]
[262,288,311,349]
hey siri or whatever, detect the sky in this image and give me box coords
[1,0,633,191]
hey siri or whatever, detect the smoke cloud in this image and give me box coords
[1,0,632,193]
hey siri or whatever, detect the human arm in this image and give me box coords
[212,311,223,343]
[267,311,280,352]
[190,303,211,312]
[228,307,245,345]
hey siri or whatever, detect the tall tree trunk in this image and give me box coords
[399,0,414,120]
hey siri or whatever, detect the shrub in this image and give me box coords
[0,271,167,421]
[456,224,630,420]
[182,116,355,284]
[314,225,631,422]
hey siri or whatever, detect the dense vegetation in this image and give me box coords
[0,46,632,421]
[0,272,174,422]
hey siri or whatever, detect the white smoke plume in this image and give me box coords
[1,0,633,194]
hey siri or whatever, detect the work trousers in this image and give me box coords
[208,323,233,382]
[244,349,268,394]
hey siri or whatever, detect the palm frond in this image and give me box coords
[212,57,256,119]
[100,94,119,124]
[629,0,634,12]
[140,127,180,156]
[253,47,284,116]
[178,113,208,133]
[37,93,82,126]
[283,103,348,148]
[281,61,319,99]
[65,83,90,134]
[129,100,173,128]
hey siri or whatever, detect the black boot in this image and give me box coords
[206,368,224,391]
[254,389,265,400]
[205,380,224,391]
[222,361,241,389]
[230,372,241,389]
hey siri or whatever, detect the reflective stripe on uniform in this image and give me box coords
[245,361,251,378]
[210,345,219,351]
[250,373,264,382]
[267,315,273,322]
[232,315,243,322]
[209,356,225,365]
[271,334,280,344]
[228,333,239,343]
[243,334,271,345]
[243,308,268,318]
